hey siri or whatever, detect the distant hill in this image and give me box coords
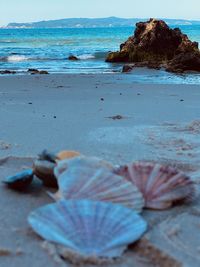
[5,17,200,28]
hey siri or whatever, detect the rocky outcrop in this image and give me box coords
[166,52,200,73]
[0,70,16,74]
[106,51,129,63]
[106,18,200,73]
[27,69,49,74]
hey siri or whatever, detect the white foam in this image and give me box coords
[78,54,95,60]
[7,55,29,62]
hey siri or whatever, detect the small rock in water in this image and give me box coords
[0,70,16,75]
[27,68,40,74]
[3,169,34,190]
[27,69,49,75]
[0,141,11,150]
[106,115,125,120]
[122,64,135,73]
[39,70,49,74]
[68,55,79,61]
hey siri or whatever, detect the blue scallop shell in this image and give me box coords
[28,200,147,260]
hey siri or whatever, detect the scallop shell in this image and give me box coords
[115,162,196,210]
[53,157,144,212]
[28,199,147,262]
[56,150,81,160]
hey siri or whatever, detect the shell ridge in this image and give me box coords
[59,170,90,197]
[127,164,143,190]
[145,164,162,194]
[75,168,105,195]
[76,170,116,196]
[28,208,77,250]
[154,172,187,194]
[86,182,138,200]
[152,175,194,200]
[100,217,147,252]
[153,186,193,202]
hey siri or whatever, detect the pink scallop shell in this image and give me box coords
[115,162,196,210]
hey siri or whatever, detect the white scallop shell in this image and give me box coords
[54,156,114,178]
[53,157,144,212]
[115,161,196,210]
[28,200,147,261]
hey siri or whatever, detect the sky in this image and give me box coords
[0,0,200,26]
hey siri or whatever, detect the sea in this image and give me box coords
[0,25,200,84]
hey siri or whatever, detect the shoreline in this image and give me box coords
[0,70,200,84]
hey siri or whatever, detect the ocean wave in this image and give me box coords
[94,51,109,59]
[78,54,95,60]
[0,52,108,63]
[0,40,17,44]
[0,55,53,62]
[6,55,29,62]
[77,52,108,60]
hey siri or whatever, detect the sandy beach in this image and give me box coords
[0,73,200,267]
[1,73,200,160]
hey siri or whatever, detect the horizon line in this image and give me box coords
[4,16,200,26]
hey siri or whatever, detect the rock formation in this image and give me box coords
[27,69,49,74]
[0,70,16,74]
[166,52,200,73]
[106,18,200,73]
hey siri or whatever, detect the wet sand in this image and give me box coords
[0,74,200,266]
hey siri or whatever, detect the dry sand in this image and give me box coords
[0,73,200,267]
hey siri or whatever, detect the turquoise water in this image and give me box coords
[0,26,200,83]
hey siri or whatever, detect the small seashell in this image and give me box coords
[56,150,81,161]
[53,156,144,212]
[3,169,33,190]
[38,149,57,163]
[28,199,147,263]
[115,162,196,210]
[33,160,57,188]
